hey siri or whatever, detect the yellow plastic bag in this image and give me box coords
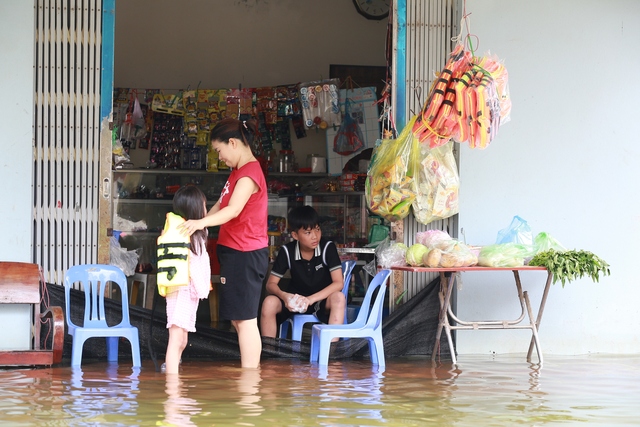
[365,116,420,222]
[411,141,459,225]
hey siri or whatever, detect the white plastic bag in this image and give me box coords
[109,236,140,276]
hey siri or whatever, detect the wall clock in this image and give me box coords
[353,0,390,21]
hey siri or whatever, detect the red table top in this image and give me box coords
[386,265,548,273]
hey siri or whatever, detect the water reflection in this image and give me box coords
[236,367,264,416]
[67,364,140,422]
[376,359,463,425]
[316,362,386,423]
[0,355,639,426]
[163,374,201,426]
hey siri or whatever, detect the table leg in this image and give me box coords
[432,272,458,364]
[526,272,553,362]
[524,290,543,364]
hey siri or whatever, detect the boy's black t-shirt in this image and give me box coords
[270,238,342,297]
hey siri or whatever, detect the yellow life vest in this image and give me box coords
[157,212,190,297]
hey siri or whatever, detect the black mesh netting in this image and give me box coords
[44,276,452,368]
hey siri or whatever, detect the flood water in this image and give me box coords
[1,354,639,426]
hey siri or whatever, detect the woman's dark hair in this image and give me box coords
[287,205,320,233]
[210,117,258,148]
[172,185,208,255]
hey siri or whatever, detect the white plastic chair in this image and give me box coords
[64,264,141,367]
[310,269,391,366]
[279,260,356,341]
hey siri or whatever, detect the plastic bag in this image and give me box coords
[415,229,452,248]
[109,236,140,276]
[368,223,390,245]
[365,116,420,222]
[533,232,566,254]
[422,240,478,268]
[477,243,535,268]
[131,96,147,139]
[412,141,459,225]
[375,238,408,269]
[287,294,307,313]
[120,93,147,143]
[496,215,533,246]
[112,126,131,166]
[333,101,365,155]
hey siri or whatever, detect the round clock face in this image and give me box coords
[353,0,390,20]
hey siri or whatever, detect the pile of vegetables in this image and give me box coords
[376,228,611,286]
[528,249,610,287]
[404,230,479,268]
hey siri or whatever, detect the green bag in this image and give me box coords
[368,223,390,245]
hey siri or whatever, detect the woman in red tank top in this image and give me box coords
[180,118,268,369]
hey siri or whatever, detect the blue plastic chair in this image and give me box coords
[64,264,141,367]
[310,269,391,366]
[279,260,356,341]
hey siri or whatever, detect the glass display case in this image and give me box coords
[109,169,386,309]
[110,170,373,266]
[111,169,231,274]
[303,192,370,247]
[112,169,229,232]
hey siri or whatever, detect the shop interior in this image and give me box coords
[114,0,388,167]
[110,1,391,322]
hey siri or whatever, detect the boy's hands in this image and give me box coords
[297,295,310,312]
[286,293,309,313]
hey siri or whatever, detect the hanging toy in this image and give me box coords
[453,69,473,143]
[412,43,471,147]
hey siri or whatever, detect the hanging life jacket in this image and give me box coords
[157,212,190,297]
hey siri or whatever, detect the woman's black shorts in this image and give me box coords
[217,245,268,321]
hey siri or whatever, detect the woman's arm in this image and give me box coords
[206,200,221,216]
[180,176,257,235]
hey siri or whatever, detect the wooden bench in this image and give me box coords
[0,262,64,366]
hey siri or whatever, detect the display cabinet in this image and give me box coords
[109,169,384,309]
[111,169,226,272]
[110,169,368,261]
[112,168,230,231]
[303,192,370,247]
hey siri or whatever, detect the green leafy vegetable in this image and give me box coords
[528,249,610,287]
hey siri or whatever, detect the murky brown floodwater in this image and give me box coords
[1,354,638,426]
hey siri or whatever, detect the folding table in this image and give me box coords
[390,266,552,365]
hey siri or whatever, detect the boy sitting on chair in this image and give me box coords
[260,205,345,338]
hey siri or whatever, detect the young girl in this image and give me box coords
[180,118,268,368]
[163,185,212,374]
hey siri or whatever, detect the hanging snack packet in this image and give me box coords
[365,116,420,223]
[411,141,459,225]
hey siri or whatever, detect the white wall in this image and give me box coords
[0,1,35,262]
[457,0,640,354]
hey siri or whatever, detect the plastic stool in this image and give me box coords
[130,273,149,308]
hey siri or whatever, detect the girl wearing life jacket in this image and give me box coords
[179,118,268,369]
[163,185,212,375]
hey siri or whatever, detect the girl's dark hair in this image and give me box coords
[172,185,208,255]
[210,117,258,148]
[287,205,320,233]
